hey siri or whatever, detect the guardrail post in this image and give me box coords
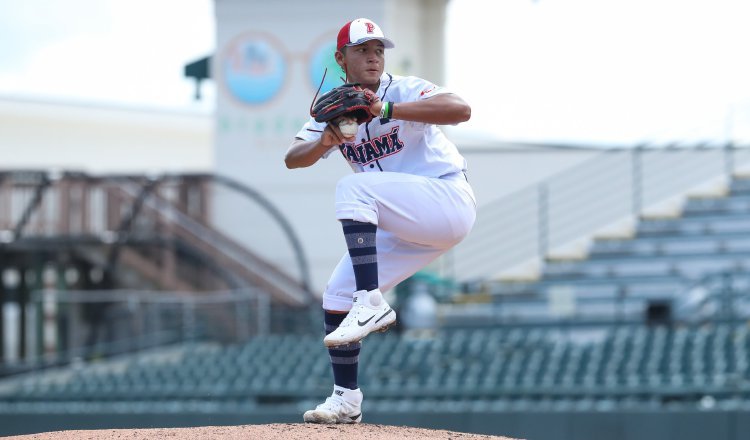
[538,183,549,258]
[724,142,734,179]
[183,301,196,342]
[632,146,643,217]
[258,292,270,336]
[235,291,251,341]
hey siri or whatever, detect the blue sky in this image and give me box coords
[1,0,748,145]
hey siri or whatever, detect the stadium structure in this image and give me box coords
[0,146,749,439]
[1,1,750,439]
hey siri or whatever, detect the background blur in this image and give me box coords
[1,0,749,439]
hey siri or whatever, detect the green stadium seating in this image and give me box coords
[4,323,749,411]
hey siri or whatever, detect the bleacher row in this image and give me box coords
[2,324,749,406]
[476,176,750,323]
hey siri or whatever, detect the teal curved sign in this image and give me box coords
[309,41,345,94]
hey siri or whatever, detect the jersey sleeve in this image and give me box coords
[294,117,339,159]
[401,76,452,103]
[295,117,326,141]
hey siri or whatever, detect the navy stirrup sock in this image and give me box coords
[325,311,360,390]
[341,219,378,291]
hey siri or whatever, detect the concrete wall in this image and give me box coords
[0,97,212,174]
[385,0,448,83]
[1,408,748,440]
[461,146,600,206]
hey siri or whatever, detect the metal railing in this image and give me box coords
[673,270,750,324]
[0,171,313,304]
[453,143,750,281]
[0,288,285,374]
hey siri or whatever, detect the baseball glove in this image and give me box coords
[310,83,378,125]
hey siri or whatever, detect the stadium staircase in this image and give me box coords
[449,145,750,325]
[0,170,314,374]
[0,170,311,306]
[448,174,750,325]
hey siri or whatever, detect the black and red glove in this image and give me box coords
[310,83,379,125]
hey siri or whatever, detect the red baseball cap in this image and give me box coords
[337,18,395,51]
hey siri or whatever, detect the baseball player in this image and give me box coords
[285,18,476,424]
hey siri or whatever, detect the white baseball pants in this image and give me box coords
[322,171,476,311]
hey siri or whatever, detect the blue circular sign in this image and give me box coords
[223,35,287,105]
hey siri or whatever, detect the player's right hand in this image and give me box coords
[320,122,355,147]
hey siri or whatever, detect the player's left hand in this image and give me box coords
[368,93,382,117]
[311,84,379,125]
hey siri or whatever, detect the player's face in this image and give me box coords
[339,40,385,87]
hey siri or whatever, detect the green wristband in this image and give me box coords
[379,101,389,119]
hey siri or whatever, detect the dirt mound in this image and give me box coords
[6,423,520,440]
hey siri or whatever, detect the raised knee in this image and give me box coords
[335,174,365,200]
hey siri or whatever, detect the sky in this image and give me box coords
[1,0,749,146]
[0,0,216,110]
[445,0,750,145]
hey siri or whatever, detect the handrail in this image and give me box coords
[96,172,312,296]
[0,171,313,304]
[105,177,159,278]
[118,183,310,305]
[206,174,312,294]
[453,143,750,282]
[673,270,750,322]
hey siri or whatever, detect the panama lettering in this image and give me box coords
[340,126,405,165]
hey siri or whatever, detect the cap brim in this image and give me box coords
[346,37,395,49]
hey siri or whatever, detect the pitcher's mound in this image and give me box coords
[7,423,520,439]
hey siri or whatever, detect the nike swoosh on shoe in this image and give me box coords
[357,315,376,326]
[374,308,393,323]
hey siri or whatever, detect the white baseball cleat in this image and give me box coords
[323,288,396,348]
[303,385,363,424]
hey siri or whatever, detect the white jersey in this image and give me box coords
[296,73,468,178]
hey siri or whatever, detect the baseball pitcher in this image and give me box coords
[286,18,476,424]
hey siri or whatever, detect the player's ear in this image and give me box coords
[334,50,346,67]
